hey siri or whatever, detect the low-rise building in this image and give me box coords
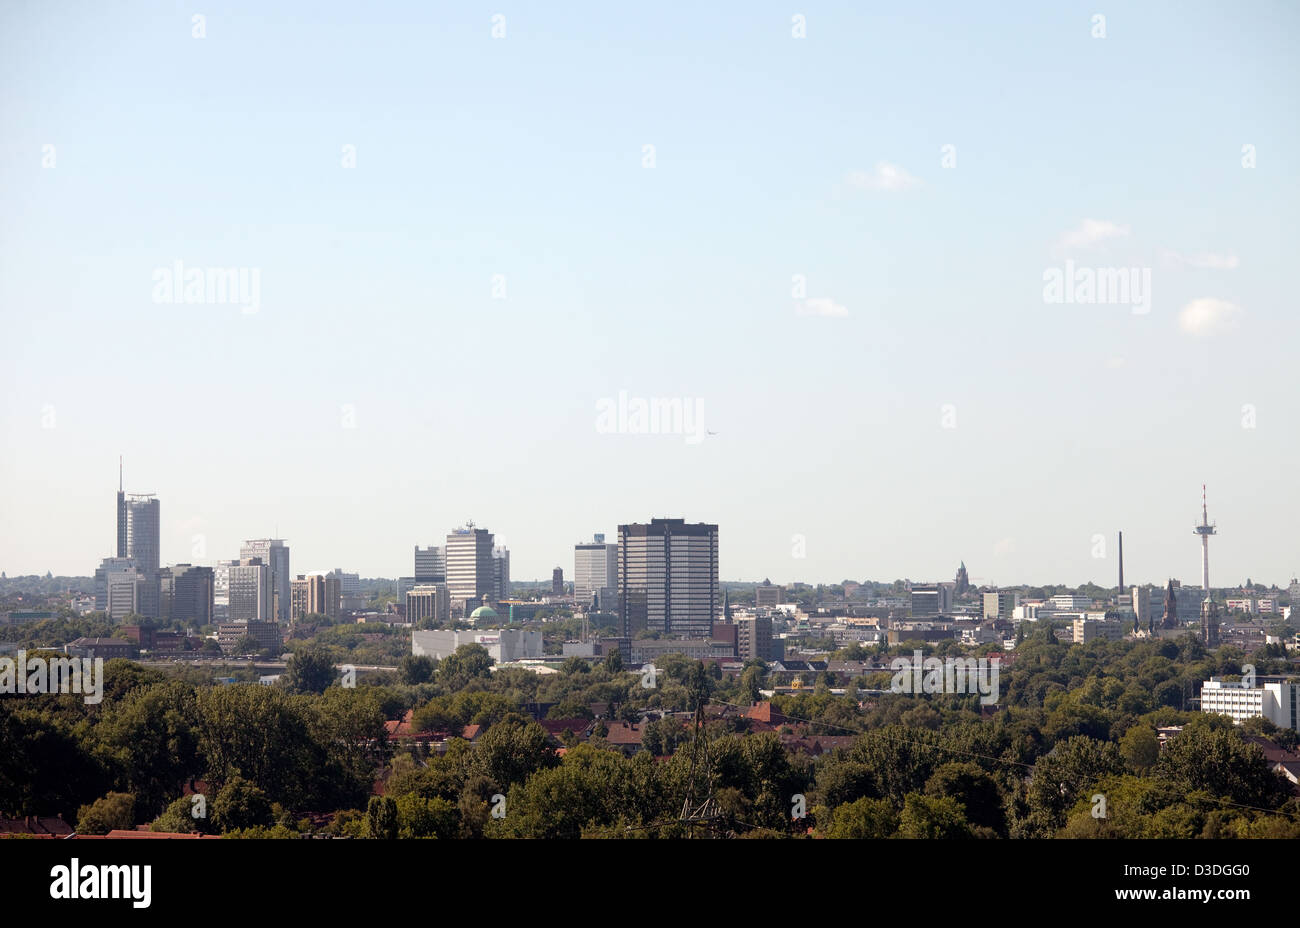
[1200,677,1299,730]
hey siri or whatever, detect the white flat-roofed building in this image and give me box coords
[411,627,542,663]
[1201,677,1299,730]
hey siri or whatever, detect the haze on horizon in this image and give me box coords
[2,1,1297,590]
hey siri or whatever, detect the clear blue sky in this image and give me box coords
[2,1,1297,588]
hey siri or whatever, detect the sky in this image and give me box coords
[1,1,1297,588]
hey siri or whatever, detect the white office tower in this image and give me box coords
[241,539,290,623]
[575,534,618,611]
[228,558,273,623]
[445,524,495,603]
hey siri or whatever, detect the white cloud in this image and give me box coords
[1178,298,1242,336]
[993,537,1016,557]
[1059,218,1130,249]
[796,298,849,317]
[1160,249,1240,270]
[846,162,922,192]
[1105,357,1126,369]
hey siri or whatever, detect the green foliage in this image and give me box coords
[899,793,973,839]
[365,795,400,839]
[1119,725,1159,772]
[76,791,136,835]
[280,645,337,694]
[821,797,899,838]
[151,795,208,834]
[213,776,273,832]
[397,654,436,686]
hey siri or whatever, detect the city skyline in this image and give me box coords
[2,2,1297,588]
[0,461,1294,592]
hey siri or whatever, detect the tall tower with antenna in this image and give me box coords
[1193,484,1217,597]
[1195,485,1220,647]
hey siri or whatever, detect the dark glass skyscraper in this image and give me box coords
[618,518,718,639]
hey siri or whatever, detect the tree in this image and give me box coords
[196,684,325,807]
[603,649,624,674]
[471,715,557,789]
[397,654,436,685]
[151,795,209,834]
[1119,726,1159,772]
[561,656,590,676]
[281,645,337,694]
[212,776,273,832]
[93,680,202,820]
[76,792,136,835]
[438,644,494,687]
[822,797,898,838]
[899,793,973,838]
[1156,724,1292,809]
[365,796,399,839]
[1024,736,1125,836]
[394,794,458,839]
[924,762,1005,834]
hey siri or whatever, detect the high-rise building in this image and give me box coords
[618,518,719,638]
[319,568,363,612]
[982,590,1019,620]
[117,493,161,618]
[736,614,776,662]
[241,539,290,623]
[574,535,618,612]
[161,564,213,626]
[95,557,148,622]
[552,567,564,595]
[493,546,511,600]
[911,584,952,618]
[406,583,451,626]
[446,525,495,604]
[291,573,340,621]
[228,558,273,623]
[212,559,239,623]
[94,556,137,613]
[414,546,445,581]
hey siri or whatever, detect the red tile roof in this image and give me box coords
[0,817,73,836]
[602,721,645,746]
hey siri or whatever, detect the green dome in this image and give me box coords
[470,605,499,622]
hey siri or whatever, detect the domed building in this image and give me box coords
[470,604,499,625]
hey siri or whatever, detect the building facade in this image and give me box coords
[1201,678,1299,730]
[241,539,290,623]
[406,583,451,626]
[162,564,214,626]
[228,558,273,623]
[446,526,495,603]
[618,518,719,638]
[574,535,619,611]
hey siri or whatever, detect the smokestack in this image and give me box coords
[1117,531,1124,593]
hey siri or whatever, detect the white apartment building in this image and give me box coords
[1201,677,1299,730]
